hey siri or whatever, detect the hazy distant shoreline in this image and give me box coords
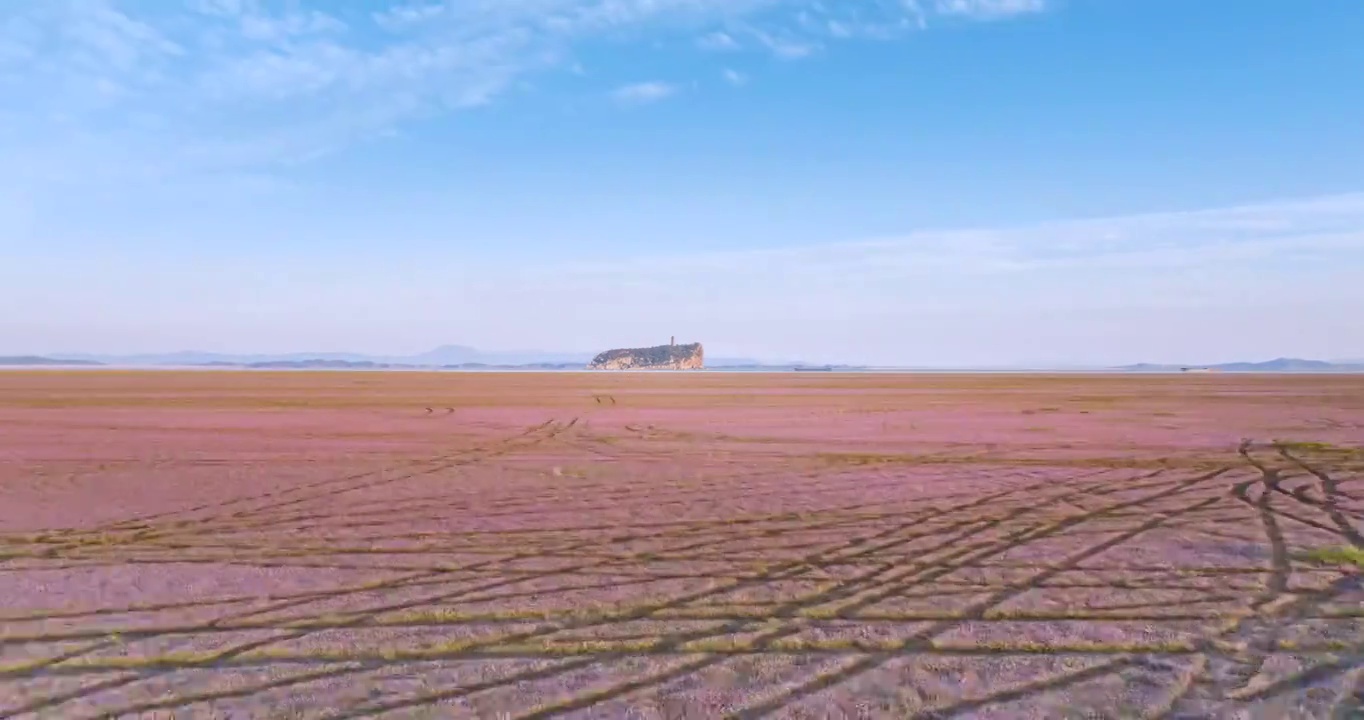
[3,360,1363,374]
[4,349,1363,374]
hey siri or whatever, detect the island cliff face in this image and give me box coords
[588,342,703,370]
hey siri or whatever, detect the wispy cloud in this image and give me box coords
[0,0,1049,181]
[510,192,1364,306]
[931,0,1047,21]
[695,0,1043,56]
[465,192,1364,363]
[611,80,677,104]
[371,2,446,31]
[749,28,819,59]
[697,30,740,51]
[721,68,748,86]
[5,192,1360,365]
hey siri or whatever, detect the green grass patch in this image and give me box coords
[10,637,1360,677]
[1299,546,1364,568]
[812,452,1221,471]
[1273,440,1364,460]
[1276,440,1343,452]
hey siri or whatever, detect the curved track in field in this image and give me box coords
[1,403,1362,717]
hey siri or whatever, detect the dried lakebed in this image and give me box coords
[0,371,1361,718]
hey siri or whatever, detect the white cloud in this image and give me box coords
[453,192,1362,363]
[612,80,677,103]
[508,192,1364,306]
[722,67,748,85]
[187,0,247,17]
[372,2,447,31]
[66,2,184,70]
[238,9,346,43]
[749,28,819,58]
[932,0,1047,21]
[4,192,1360,365]
[0,0,1050,181]
[693,0,1037,57]
[697,30,740,50]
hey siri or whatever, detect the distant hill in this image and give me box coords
[21,347,1360,373]
[45,345,781,369]
[50,351,376,366]
[1211,358,1339,372]
[444,362,586,370]
[0,355,102,367]
[402,345,596,366]
[48,347,593,367]
[240,360,399,370]
[1118,358,1364,373]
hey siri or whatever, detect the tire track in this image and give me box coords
[18,419,567,558]
[293,470,1115,718]
[728,470,1232,718]
[1277,444,1364,548]
[8,504,907,715]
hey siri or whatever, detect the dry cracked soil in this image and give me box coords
[0,370,1361,719]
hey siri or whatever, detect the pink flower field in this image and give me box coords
[1,370,1361,718]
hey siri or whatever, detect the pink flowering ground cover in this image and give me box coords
[0,370,1361,719]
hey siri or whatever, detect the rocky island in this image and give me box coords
[588,338,703,370]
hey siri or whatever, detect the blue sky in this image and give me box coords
[1,0,1362,366]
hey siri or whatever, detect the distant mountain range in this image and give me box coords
[44,345,594,367]
[0,355,102,367]
[4,350,1361,373]
[1116,358,1364,373]
[8,345,775,369]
